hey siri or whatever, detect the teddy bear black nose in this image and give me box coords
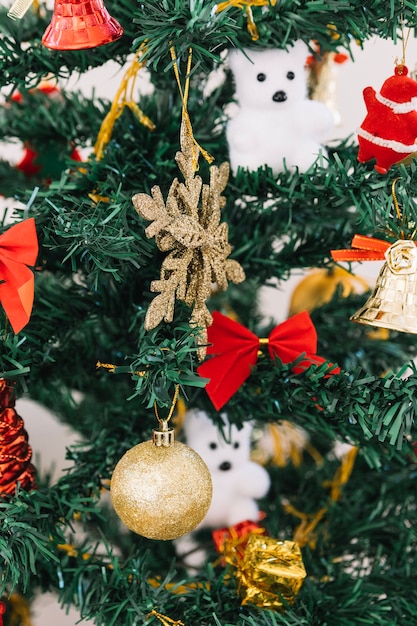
[219,461,232,471]
[272,90,287,103]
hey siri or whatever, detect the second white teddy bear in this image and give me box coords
[226,41,334,174]
[174,408,270,569]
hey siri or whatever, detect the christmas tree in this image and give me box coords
[1,1,417,625]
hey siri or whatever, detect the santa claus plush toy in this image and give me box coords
[357,65,417,174]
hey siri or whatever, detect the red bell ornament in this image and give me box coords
[42,0,124,51]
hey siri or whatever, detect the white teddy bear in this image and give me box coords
[226,41,334,174]
[174,408,270,569]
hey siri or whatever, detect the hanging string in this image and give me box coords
[94,45,155,161]
[216,0,276,9]
[147,608,185,626]
[169,46,214,170]
[215,0,277,41]
[96,361,146,377]
[395,2,411,73]
[153,384,180,427]
[390,177,407,240]
[391,177,403,222]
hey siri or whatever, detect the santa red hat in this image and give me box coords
[377,65,417,110]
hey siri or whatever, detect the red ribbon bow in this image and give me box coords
[197,311,339,410]
[0,218,38,333]
[330,234,402,262]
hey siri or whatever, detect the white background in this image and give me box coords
[2,31,417,625]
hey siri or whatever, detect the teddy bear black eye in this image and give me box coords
[209,442,217,450]
[286,71,295,80]
[233,442,240,449]
[257,73,266,82]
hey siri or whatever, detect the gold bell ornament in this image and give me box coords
[110,388,213,541]
[351,239,417,333]
[331,179,417,334]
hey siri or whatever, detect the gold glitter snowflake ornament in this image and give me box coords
[132,122,245,358]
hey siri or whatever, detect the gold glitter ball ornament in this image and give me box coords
[110,429,213,540]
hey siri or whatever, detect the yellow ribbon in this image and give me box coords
[4,593,33,626]
[215,0,277,40]
[283,446,358,549]
[56,543,92,560]
[267,421,324,468]
[169,46,214,170]
[322,445,358,502]
[94,45,155,161]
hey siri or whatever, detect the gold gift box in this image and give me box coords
[236,534,307,610]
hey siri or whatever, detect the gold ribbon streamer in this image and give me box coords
[94,45,155,161]
[283,446,358,549]
[215,0,277,40]
[322,445,358,502]
[2,593,33,626]
[169,46,214,170]
[267,421,324,468]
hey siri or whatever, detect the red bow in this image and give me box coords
[331,234,397,262]
[0,218,38,333]
[197,311,339,410]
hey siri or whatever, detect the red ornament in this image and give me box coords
[0,380,36,496]
[357,65,417,174]
[42,0,124,51]
[213,519,267,559]
[17,142,82,178]
[197,311,340,410]
[11,85,83,179]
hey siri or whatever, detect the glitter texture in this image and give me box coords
[110,440,212,540]
[132,122,245,360]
